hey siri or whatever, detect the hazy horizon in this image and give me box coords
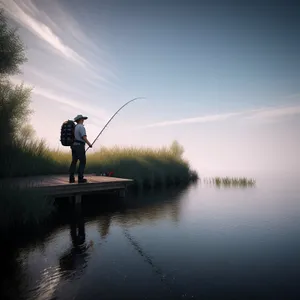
[2,0,300,177]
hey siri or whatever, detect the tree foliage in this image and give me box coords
[0,10,32,154]
[0,79,32,147]
[15,123,36,148]
[0,9,27,77]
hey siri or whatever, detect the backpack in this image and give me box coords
[60,120,76,146]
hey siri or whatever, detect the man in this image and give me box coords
[69,115,93,183]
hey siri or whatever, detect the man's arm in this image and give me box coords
[82,135,92,147]
[79,126,92,147]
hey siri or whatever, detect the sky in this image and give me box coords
[2,0,300,176]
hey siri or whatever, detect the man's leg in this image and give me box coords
[77,144,87,182]
[69,146,78,182]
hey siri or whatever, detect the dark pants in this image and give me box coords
[69,144,86,179]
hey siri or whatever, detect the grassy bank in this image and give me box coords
[53,145,198,188]
[2,141,198,189]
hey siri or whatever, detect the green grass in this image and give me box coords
[1,141,199,189]
[59,145,198,189]
[201,177,256,188]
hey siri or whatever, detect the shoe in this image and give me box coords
[78,178,87,183]
[69,177,75,183]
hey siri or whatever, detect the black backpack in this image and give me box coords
[60,120,76,146]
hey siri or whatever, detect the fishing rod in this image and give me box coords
[85,97,145,152]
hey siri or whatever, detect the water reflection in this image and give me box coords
[58,209,91,281]
[110,188,186,228]
[11,180,300,300]
[1,252,28,300]
[19,208,91,300]
[98,214,112,239]
[13,187,189,300]
[122,227,176,296]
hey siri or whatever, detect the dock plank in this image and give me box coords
[0,174,134,198]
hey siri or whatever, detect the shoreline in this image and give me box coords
[0,145,199,239]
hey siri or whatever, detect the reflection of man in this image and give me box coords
[70,214,85,246]
[59,214,91,277]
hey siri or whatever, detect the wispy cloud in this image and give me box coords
[22,66,99,99]
[33,87,109,121]
[10,77,110,124]
[2,0,87,67]
[48,3,118,78]
[2,0,118,86]
[248,105,300,120]
[140,110,252,128]
[140,104,300,128]
[49,4,119,83]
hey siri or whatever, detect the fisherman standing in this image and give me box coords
[69,115,93,183]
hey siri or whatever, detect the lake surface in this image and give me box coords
[3,173,300,300]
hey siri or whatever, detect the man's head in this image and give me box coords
[74,114,88,124]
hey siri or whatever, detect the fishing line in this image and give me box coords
[122,226,190,299]
[85,97,145,152]
[82,96,192,296]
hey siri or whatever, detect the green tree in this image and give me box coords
[0,80,32,146]
[14,118,36,148]
[0,9,32,149]
[0,9,27,77]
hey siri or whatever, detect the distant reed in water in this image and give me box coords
[201,177,256,188]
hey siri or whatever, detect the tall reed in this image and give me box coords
[202,177,256,188]
[2,141,198,189]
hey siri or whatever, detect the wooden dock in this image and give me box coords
[1,174,134,202]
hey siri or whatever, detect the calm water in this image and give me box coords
[3,174,300,300]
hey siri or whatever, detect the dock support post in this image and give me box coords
[118,188,126,198]
[75,194,82,204]
[75,194,82,213]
